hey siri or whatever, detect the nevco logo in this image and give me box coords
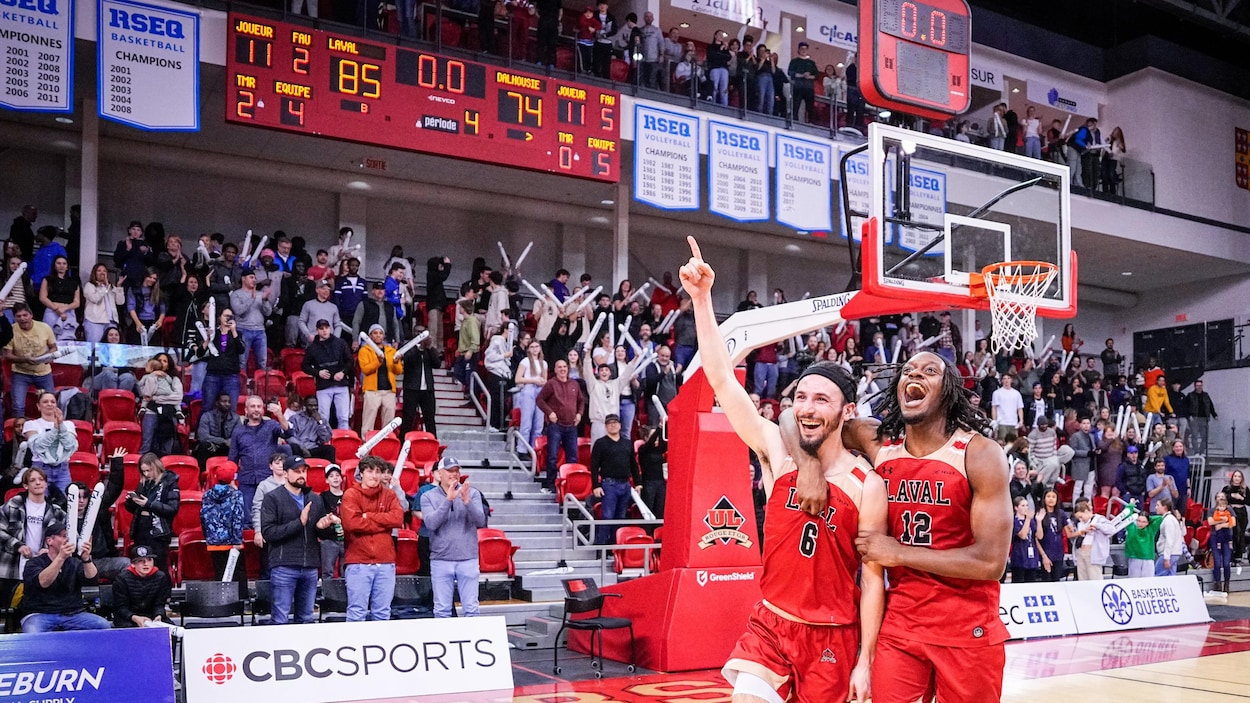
[700,496,753,549]
[695,569,757,587]
[201,640,498,685]
[1046,88,1078,112]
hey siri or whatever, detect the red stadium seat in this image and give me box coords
[408,438,444,477]
[397,529,420,576]
[404,431,436,443]
[172,539,215,586]
[1056,478,1075,505]
[102,421,142,457]
[397,461,422,495]
[361,430,400,461]
[97,390,137,424]
[242,530,262,580]
[187,398,202,436]
[1195,525,1211,550]
[71,420,95,455]
[1185,502,1206,526]
[69,452,100,486]
[478,528,518,578]
[555,463,593,503]
[613,527,655,574]
[1092,495,1109,516]
[52,364,83,388]
[339,459,359,487]
[3,488,21,503]
[331,430,363,464]
[304,458,330,493]
[291,372,317,400]
[609,58,629,82]
[171,497,202,541]
[577,438,592,467]
[163,455,202,492]
[281,348,306,378]
[254,370,288,400]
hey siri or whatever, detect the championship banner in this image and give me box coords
[708,120,768,222]
[890,165,946,253]
[775,133,832,231]
[183,616,514,703]
[837,146,870,240]
[634,104,699,210]
[0,628,175,702]
[0,0,73,112]
[98,0,199,130]
[999,581,1079,640]
[1067,576,1210,635]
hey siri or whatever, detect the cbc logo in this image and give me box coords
[203,653,237,685]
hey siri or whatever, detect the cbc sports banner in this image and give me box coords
[183,616,514,702]
[707,120,768,222]
[0,0,73,112]
[98,0,199,130]
[634,104,700,210]
[775,133,832,231]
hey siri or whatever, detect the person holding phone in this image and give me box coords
[201,308,245,413]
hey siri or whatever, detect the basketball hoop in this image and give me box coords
[977,261,1059,353]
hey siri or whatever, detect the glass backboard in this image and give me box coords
[859,122,1074,316]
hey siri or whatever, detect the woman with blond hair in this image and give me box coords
[123,453,180,573]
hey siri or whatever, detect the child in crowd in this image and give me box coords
[1066,498,1117,581]
[251,453,289,578]
[1124,506,1162,578]
[200,462,247,589]
[1010,496,1042,583]
[1209,493,1236,596]
[319,464,346,578]
[1036,488,1068,581]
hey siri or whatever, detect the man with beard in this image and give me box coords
[791,349,1012,703]
[681,236,885,703]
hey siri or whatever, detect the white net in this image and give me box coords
[983,261,1059,353]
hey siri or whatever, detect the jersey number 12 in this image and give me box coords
[899,510,932,546]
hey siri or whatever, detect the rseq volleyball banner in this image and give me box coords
[98,0,199,130]
[633,104,699,211]
[775,134,832,231]
[0,0,74,112]
[708,121,768,222]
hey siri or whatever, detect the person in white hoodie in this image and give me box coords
[582,353,641,442]
[1066,498,1119,581]
[81,264,125,343]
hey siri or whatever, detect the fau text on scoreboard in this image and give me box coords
[226,12,619,182]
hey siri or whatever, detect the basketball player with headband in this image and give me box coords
[788,349,1012,703]
[680,236,887,703]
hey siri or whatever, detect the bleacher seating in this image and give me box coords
[478,528,518,578]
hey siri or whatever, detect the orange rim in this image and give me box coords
[971,261,1058,300]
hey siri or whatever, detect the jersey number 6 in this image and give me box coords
[799,521,819,558]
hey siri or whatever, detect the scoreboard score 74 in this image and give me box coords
[226,13,620,182]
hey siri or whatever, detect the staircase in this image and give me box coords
[431,369,616,648]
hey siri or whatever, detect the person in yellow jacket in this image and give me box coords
[1144,375,1173,417]
[358,324,403,433]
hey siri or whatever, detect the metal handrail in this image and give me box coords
[502,427,538,500]
[467,370,491,426]
[560,493,662,580]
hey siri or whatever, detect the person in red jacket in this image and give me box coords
[340,455,405,622]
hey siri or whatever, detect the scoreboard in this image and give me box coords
[225,13,620,182]
[860,0,971,119]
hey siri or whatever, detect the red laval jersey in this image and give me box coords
[760,457,869,625]
[875,430,1009,646]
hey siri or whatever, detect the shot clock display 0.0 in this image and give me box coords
[859,0,971,119]
[226,13,620,182]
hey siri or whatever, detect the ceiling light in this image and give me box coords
[679,22,689,28]
[589,215,610,224]
[346,180,371,191]
[54,117,73,124]
[784,244,801,252]
[1011,87,1020,93]
[796,26,804,32]
[601,199,614,205]
[878,110,892,119]
[1121,271,1132,276]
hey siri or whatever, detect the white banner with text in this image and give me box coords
[775,133,831,231]
[1000,576,1210,640]
[634,104,700,211]
[0,0,73,112]
[98,0,199,129]
[182,616,514,702]
[708,120,768,222]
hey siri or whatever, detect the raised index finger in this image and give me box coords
[686,235,703,262]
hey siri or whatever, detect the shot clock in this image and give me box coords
[859,0,971,120]
[226,13,620,182]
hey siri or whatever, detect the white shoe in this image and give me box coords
[539,487,553,494]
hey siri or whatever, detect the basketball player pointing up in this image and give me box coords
[680,236,887,703]
[790,349,1012,703]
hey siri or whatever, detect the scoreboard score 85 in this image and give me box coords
[226,13,620,182]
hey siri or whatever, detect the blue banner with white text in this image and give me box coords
[0,628,175,703]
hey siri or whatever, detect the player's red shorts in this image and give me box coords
[722,601,859,703]
[871,631,1005,703]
